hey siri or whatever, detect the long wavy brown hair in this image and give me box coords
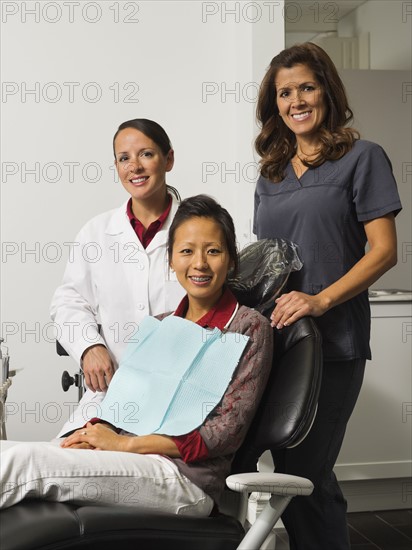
[255,43,359,183]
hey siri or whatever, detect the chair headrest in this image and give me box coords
[228,239,302,313]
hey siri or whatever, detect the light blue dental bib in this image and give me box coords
[98,315,249,436]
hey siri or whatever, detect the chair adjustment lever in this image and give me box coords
[61,371,83,392]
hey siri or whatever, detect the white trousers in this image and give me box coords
[0,440,213,515]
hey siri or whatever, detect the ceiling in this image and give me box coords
[285,0,367,33]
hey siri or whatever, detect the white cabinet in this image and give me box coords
[335,299,412,509]
[255,299,412,513]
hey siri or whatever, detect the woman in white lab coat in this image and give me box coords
[50,119,185,436]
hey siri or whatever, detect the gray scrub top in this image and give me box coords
[254,139,402,361]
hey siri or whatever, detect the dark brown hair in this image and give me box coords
[255,42,359,182]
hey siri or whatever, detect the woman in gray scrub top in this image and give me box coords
[253,43,402,550]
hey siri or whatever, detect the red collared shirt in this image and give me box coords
[126,195,172,249]
[171,288,238,463]
[173,287,238,330]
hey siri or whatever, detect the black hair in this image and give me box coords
[168,194,239,275]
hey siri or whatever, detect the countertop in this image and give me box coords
[368,289,412,302]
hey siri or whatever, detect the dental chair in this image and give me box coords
[0,239,322,549]
[0,315,322,550]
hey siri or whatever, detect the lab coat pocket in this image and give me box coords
[165,266,178,283]
[163,263,185,311]
[164,279,185,312]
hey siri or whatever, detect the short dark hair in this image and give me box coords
[168,195,239,275]
[113,118,180,200]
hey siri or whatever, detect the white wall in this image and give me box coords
[1,1,285,440]
[338,0,412,70]
[340,69,412,291]
[336,0,412,289]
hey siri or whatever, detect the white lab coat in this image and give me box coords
[51,197,185,436]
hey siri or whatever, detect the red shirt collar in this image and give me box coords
[174,287,238,330]
[126,195,172,249]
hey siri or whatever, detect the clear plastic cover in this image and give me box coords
[228,238,303,314]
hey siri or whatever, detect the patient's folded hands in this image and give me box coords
[61,422,124,451]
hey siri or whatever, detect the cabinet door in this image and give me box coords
[336,311,412,481]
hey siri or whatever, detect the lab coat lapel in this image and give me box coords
[102,201,149,306]
[104,200,136,239]
[146,195,180,253]
[103,195,179,252]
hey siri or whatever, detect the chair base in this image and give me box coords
[0,501,244,550]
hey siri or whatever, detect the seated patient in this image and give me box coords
[0,195,273,516]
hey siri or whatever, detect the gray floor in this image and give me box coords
[275,509,412,550]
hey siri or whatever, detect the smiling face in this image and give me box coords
[170,216,232,312]
[114,127,174,204]
[275,64,327,144]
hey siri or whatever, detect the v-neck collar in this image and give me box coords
[284,162,307,187]
[285,157,343,190]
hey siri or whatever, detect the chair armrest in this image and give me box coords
[227,473,313,549]
[226,472,313,496]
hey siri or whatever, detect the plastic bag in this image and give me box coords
[227,239,303,314]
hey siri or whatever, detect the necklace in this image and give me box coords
[295,148,319,164]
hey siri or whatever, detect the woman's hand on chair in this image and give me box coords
[270,291,330,329]
[82,345,114,392]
